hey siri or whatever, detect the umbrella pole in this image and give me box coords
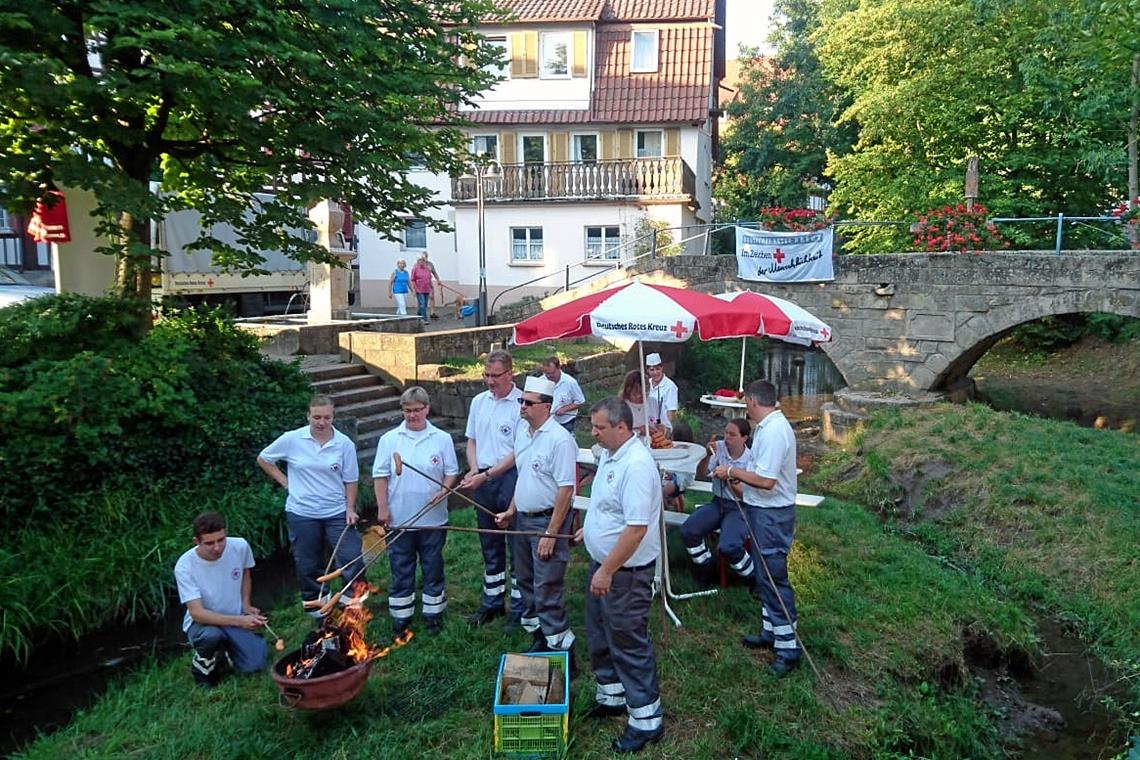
[638,340,650,438]
[738,336,746,392]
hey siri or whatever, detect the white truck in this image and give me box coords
[155,203,311,317]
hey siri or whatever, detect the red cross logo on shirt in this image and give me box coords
[772,248,785,264]
[671,320,689,339]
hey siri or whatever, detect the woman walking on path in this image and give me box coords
[389,259,410,315]
[411,257,434,325]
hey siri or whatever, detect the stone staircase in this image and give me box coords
[304,358,403,469]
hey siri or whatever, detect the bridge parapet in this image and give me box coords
[537,251,1140,394]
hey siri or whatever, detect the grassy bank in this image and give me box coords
[813,403,1140,717]
[17,495,1037,759]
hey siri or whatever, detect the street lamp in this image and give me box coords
[460,157,501,327]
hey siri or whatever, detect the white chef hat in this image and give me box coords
[645,353,663,367]
[523,375,556,397]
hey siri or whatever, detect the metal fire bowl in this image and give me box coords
[271,649,374,710]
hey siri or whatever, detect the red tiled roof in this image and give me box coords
[601,0,716,22]
[591,26,712,123]
[460,109,594,125]
[489,0,606,22]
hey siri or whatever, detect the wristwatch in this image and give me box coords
[479,466,494,481]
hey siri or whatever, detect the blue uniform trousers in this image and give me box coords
[585,561,663,733]
[679,496,754,578]
[187,622,267,679]
[745,504,799,656]
[471,467,524,617]
[511,510,575,649]
[285,512,366,604]
[387,528,448,623]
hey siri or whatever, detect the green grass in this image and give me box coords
[440,343,614,379]
[16,498,1036,759]
[813,402,1140,713]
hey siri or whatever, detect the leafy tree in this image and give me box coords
[817,0,1129,252]
[715,0,856,220]
[0,0,501,304]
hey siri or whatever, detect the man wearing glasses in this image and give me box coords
[459,349,525,627]
[495,376,579,674]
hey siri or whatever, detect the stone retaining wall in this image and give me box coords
[339,324,516,386]
[241,316,422,356]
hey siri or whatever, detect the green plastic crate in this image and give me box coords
[493,652,569,758]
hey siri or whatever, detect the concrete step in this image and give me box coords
[349,405,405,432]
[311,372,384,394]
[306,363,369,383]
[327,384,399,407]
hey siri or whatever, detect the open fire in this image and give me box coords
[284,582,414,680]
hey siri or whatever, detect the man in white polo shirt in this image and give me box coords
[458,348,525,627]
[713,379,801,676]
[644,353,678,433]
[173,512,268,689]
[541,355,586,435]
[576,397,664,753]
[495,375,579,671]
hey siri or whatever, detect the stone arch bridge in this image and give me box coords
[542,251,1139,395]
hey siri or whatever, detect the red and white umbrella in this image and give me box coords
[715,290,832,346]
[512,278,762,346]
[714,290,833,391]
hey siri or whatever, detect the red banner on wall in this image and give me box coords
[27,191,72,243]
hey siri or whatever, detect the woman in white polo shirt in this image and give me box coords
[257,394,365,615]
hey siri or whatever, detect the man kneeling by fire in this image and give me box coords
[174,512,270,688]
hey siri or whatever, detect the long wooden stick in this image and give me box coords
[411,524,576,540]
[393,452,501,521]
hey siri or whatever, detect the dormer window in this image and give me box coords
[631,29,659,73]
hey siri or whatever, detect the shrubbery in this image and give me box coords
[674,337,765,401]
[0,296,311,659]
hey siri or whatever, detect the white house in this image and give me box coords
[356,0,727,316]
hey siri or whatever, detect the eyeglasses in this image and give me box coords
[402,406,427,414]
[483,369,510,379]
[517,398,550,407]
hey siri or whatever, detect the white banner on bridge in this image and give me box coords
[735,226,835,282]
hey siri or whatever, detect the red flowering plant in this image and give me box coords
[756,207,832,232]
[911,203,1009,254]
[1111,198,1140,225]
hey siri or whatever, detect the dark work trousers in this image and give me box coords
[187,622,267,676]
[387,528,448,623]
[585,561,663,733]
[745,504,798,656]
[285,512,366,603]
[559,419,577,435]
[471,467,524,616]
[680,496,754,578]
[512,510,575,650]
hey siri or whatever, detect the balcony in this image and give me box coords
[451,157,696,204]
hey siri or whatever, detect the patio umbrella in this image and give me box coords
[714,290,833,391]
[512,278,764,347]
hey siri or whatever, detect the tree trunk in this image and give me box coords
[114,210,154,331]
[1129,53,1139,249]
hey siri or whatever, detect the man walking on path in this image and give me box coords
[459,349,526,628]
[576,398,664,753]
[495,376,579,671]
[713,379,801,676]
[419,251,443,319]
[174,512,268,689]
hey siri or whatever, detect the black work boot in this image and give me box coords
[191,652,219,689]
[526,630,549,653]
[466,606,505,627]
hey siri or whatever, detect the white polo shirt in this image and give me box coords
[584,435,662,568]
[174,537,254,632]
[743,410,798,508]
[465,385,523,469]
[550,371,586,426]
[372,421,459,527]
[708,440,753,500]
[646,375,679,431]
[259,426,359,519]
[513,416,578,514]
